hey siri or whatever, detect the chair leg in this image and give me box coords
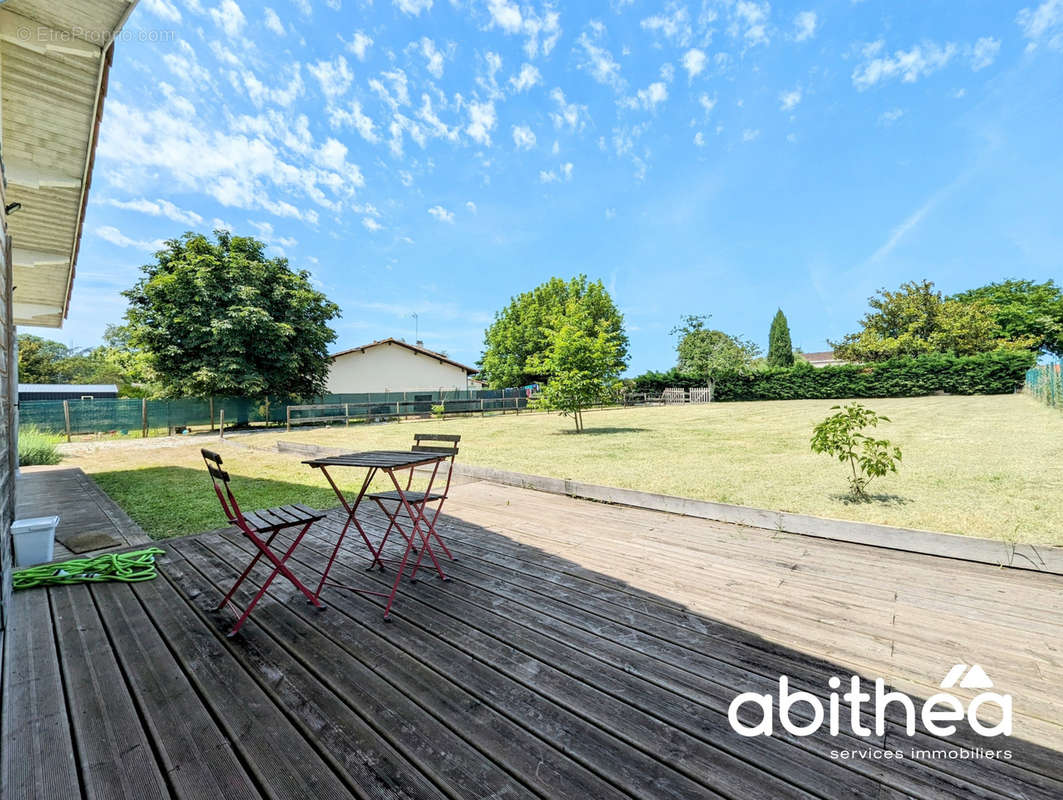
[217,529,280,611]
[227,522,322,637]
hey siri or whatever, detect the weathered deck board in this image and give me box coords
[2,477,1061,800]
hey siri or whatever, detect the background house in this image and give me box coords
[326,338,480,394]
[797,350,849,368]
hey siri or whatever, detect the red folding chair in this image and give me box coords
[367,433,460,578]
[201,448,326,637]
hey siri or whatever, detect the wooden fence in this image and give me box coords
[662,386,713,404]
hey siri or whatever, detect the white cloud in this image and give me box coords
[315,137,349,170]
[485,0,561,58]
[419,37,446,78]
[99,99,357,223]
[605,208,616,220]
[292,0,311,17]
[428,205,454,223]
[877,108,904,125]
[577,27,624,90]
[328,100,380,143]
[466,101,496,145]
[970,37,1001,69]
[509,63,542,92]
[1017,0,1063,51]
[362,217,383,232]
[623,81,668,111]
[487,0,522,32]
[395,0,433,15]
[512,124,536,150]
[681,49,707,79]
[641,6,692,46]
[851,40,957,90]
[548,88,587,131]
[693,131,705,147]
[793,10,817,42]
[237,64,304,108]
[465,201,477,213]
[96,226,165,251]
[742,128,760,141]
[264,7,285,35]
[209,0,245,38]
[346,31,373,60]
[779,87,802,111]
[539,162,573,183]
[144,0,182,23]
[104,197,204,226]
[309,55,353,99]
[699,93,717,115]
[732,1,770,47]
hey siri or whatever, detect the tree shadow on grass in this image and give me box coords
[830,492,912,507]
[551,427,650,436]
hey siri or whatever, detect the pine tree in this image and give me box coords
[767,309,794,368]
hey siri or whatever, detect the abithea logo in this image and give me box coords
[728,664,1012,739]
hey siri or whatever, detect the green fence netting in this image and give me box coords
[1025,361,1062,410]
[19,388,533,436]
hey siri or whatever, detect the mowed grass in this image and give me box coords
[69,394,1063,544]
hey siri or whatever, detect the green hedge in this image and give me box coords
[632,350,1035,401]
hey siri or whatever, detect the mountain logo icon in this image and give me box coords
[940,663,993,689]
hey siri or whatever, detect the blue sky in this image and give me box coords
[24,0,1063,376]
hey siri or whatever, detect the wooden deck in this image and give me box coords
[3,478,1062,799]
[16,466,150,559]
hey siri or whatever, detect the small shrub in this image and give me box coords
[810,404,901,500]
[18,425,62,466]
[431,404,446,418]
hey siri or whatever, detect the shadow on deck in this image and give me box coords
[2,479,1061,799]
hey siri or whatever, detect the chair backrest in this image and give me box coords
[412,433,460,457]
[411,434,460,497]
[201,448,246,527]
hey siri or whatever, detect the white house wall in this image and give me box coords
[326,344,474,393]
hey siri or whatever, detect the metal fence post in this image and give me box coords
[286,405,291,433]
[345,403,349,426]
[209,397,215,431]
[63,400,71,443]
[219,409,225,439]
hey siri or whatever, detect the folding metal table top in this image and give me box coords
[303,450,446,470]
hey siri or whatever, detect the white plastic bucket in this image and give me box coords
[12,515,59,567]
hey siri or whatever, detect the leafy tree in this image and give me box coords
[951,279,1063,357]
[810,403,902,500]
[528,297,625,432]
[479,275,628,388]
[673,315,760,380]
[123,230,340,400]
[830,279,1027,363]
[17,335,76,383]
[766,309,795,367]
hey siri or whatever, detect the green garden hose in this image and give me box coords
[12,548,166,590]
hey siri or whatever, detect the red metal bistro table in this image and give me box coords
[304,450,451,619]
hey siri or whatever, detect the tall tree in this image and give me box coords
[123,230,340,399]
[830,279,1028,363]
[17,335,76,383]
[528,297,625,432]
[479,275,628,388]
[951,279,1063,357]
[673,315,760,380]
[766,309,795,367]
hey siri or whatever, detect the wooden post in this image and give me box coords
[63,400,71,443]
[141,397,148,438]
[219,409,225,439]
[264,397,270,429]
[209,397,215,431]
[481,398,485,417]
[344,403,349,427]
[286,405,291,433]
[396,401,401,418]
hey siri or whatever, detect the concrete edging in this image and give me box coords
[448,463,1063,576]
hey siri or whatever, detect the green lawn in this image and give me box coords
[71,394,1063,545]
